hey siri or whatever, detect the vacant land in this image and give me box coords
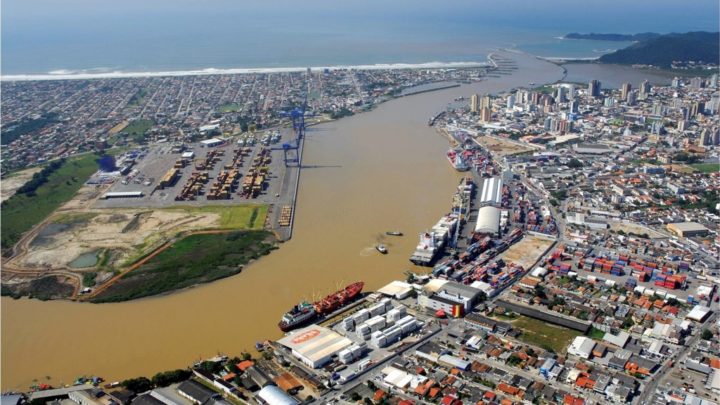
[474,135,537,157]
[691,163,719,173]
[1,154,99,251]
[1,166,42,202]
[92,231,276,302]
[166,205,268,229]
[511,315,582,353]
[609,220,665,239]
[122,119,154,143]
[218,103,241,113]
[499,235,554,269]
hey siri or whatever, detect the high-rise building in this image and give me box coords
[556,86,567,103]
[529,92,540,105]
[671,77,682,88]
[506,94,515,109]
[567,84,575,100]
[480,107,492,123]
[480,95,491,110]
[699,128,712,146]
[588,80,601,98]
[639,80,651,97]
[626,90,637,106]
[677,120,687,131]
[689,77,704,89]
[570,100,579,113]
[470,94,479,113]
[620,83,631,100]
[710,74,719,88]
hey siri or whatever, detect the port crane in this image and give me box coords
[272,94,316,167]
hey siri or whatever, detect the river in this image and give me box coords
[1,51,565,390]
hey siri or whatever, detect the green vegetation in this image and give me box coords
[121,377,153,393]
[1,112,59,145]
[218,103,241,113]
[127,89,148,107]
[550,189,568,201]
[512,315,582,353]
[701,329,714,341]
[166,205,268,229]
[1,154,99,251]
[151,369,192,387]
[82,272,97,287]
[122,119,154,143]
[15,159,65,196]
[92,231,276,302]
[588,326,606,339]
[599,31,719,68]
[691,163,719,173]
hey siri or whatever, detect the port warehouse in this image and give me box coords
[479,177,503,205]
[474,206,500,236]
[102,191,144,199]
[277,325,353,369]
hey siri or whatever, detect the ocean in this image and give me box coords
[2,0,718,77]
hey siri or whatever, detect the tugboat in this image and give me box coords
[385,231,403,236]
[376,244,388,254]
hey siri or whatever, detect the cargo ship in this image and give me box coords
[446,149,470,171]
[278,282,364,331]
[278,302,318,332]
[409,215,458,266]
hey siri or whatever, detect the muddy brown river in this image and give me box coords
[1,51,564,390]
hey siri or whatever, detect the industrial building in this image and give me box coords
[257,385,299,405]
[666,222,710,238]
[200,138,224,147]
[277,325,352,369]
[567,336,596,359]
[474,206,500,236]
[102,191,144,199]
[479,177,503,206]
[573,143,612,154]
[377,280,414,299]
[418,280,483,317]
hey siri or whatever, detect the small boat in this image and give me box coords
[376,244,388,254]
[529,82,535,86]
[385,231,403,236]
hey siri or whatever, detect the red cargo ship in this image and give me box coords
[312,282,364,315]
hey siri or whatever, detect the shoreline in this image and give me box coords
[1,60,492,82]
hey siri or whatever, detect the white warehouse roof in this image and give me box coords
[277,325,352,368]
[258,385,298,405]
[475,206,500,235]
[480,177,503,205]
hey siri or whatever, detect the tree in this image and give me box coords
[567,158,584,168]
[121,377,153,393]
[701,329,714,340]
[152,369,191,387]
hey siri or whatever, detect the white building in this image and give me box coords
[277,325,352,368]
[474,206,500,236]
[567,336,596,359]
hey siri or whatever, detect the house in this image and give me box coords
[177,380,216,404]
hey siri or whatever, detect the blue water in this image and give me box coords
[2,0,718,75]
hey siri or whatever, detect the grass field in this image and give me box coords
[165,205,268,229]
[92,231,276,302]
[122,119,154,143]
[218,103,241,113]
[691,163,719,173]
[1,154,99,251]
[512,315,582,353]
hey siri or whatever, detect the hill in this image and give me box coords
[564,32,659,42]
[598,31,719,67]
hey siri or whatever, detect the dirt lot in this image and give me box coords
[474,135,537,157]
[1,167,42,202]
[499,235,554,269]
[9,208,221,270]
[609,220,665,239]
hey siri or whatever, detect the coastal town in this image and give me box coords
[4,71,719,405]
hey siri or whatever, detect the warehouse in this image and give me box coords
[567,336,596,359]
[686,305,711,322]
[277,325,352,368]
[200,138,224,147]
[418,280,483,316]
[666,222,710,238]
[480,177,503,206]
[102,191,144,199]
[257,385,298,405]
[474,206,500,236]
[377,280,414,299]
[573,143,612,154]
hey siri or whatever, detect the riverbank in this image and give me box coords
[1,50,566,391]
